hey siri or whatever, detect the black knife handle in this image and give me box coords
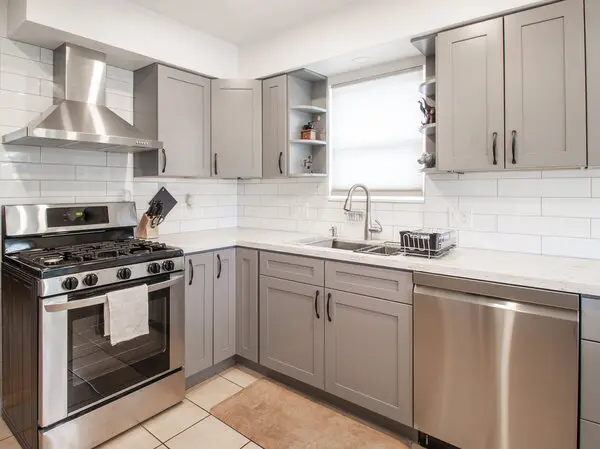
[162,148,167,173]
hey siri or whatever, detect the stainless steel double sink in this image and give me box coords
[302,238,403,256]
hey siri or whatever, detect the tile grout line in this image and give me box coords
[155,412,211,446]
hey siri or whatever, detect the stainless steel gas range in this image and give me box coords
[1,202,185,449]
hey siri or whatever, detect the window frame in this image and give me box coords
[327,57,426,202]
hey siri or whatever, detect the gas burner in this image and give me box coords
[15,239,175,270]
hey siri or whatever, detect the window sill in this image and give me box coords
[327,195,424,204]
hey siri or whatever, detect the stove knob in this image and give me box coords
[147,263,161,274]
[117,268,132,280]
[62,277,79,291]
[162,260,175,271]
[83,273,99,286]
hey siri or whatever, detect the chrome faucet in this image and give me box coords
[343,184,382,240]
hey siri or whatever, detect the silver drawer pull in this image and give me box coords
[44,275,183,313]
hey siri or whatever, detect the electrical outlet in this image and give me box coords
[449,208,472,229]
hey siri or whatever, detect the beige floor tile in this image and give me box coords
[0,418,12,441]
[94,425,161,449]
[185,376,242,410]
[0,437,20,449]
[220,366,262,388]
[143,399,209,442]
[242,442,263,449]
[165,416,248,449]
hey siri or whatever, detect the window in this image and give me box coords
[330,66,424,199]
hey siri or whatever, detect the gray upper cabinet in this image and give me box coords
[211,79,263,178]
[324,289,413,426]
[259,276,325,389]
[185,253,214,379]
[587,0,600,166]
[437,18,505,171]
[134,64,211,178]
[263,75,288,178]
[236,248,259,362]
[213,249,236,365]
[504,0,586,168]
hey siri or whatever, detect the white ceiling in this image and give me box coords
[130,0,363,45]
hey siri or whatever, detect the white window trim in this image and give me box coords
[326,56,427,203]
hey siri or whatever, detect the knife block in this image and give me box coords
[136,213,159,240]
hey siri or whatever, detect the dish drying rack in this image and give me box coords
[398,228,457,258]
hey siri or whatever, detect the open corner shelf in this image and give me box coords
[419,123,437,136]
[290,105,327,114]
[290,139,327,146]
[289,172,328,178]
[419,77,436,97]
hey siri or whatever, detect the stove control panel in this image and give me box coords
[39,257,185,297]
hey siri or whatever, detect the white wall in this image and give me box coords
[237,169,600,260]
[6,0,238,78]
[239,0,543,78]
[0,37,237,237]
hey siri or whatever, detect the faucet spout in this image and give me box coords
[343,184,382,240]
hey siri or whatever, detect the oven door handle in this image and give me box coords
[43,275,184,313]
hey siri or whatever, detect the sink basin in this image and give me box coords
[356,243,403,256]
[306,239,371,251]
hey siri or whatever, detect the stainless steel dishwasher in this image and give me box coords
[413,273,579,449]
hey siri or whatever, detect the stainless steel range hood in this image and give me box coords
[2,44,162,152]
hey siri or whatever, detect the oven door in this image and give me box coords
[39,272,184,428]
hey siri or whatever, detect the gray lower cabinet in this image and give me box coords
[504,0,586,168]
[259,276,325,389]
[236,248,259,362]
[211,79,262,178]
[436,18,505,171]
[324,289,413,426]
[214,249,236,365]
[582,339,600,424]
[184,253,214,378]
[587,0,600,166]
[263,75,288,178]
[134,64,211,178]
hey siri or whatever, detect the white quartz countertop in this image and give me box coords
[158,228,600,297]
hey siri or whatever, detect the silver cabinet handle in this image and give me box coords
[44,275,184,313]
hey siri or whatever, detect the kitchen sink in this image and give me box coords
[307,239,371,251]
[355,243,403,256]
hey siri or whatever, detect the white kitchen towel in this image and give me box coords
[103,284,149,345]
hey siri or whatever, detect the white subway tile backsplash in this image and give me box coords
[41,148,108,166]
[542,237,600,260]
[0,162,75,180]
[1,54,52,79]
[0,72,40,95]
[107,152,131,167]
[426,179,497,197]
[40,79,53,97]
[41,181,106,197]
[0,38,41,60]
[0,90,53,112]
[498,215,590,238]
[542,198,600,218]
[0,108,40,127]
[0,180,40,197]
[244,183,278,195]
[40,48,53,65]
[75,166,129,181]
[106,66,133,83]
[459,197,541,216]
[0,144,40,163]
[498,178,591,198]
[459,231,541,254]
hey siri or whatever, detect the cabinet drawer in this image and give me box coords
[582,297,600,342]
[582,340,600,423]
[325,262,412,304]
[581,419,600,449]
[260,252,324,286]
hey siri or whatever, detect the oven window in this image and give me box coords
[67,279,170,414]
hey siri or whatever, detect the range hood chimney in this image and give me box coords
[2,43,162,152]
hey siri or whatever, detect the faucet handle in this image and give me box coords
[369,219,383,234]
[329,225,338,238]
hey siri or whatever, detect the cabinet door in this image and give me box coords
[211,79,262,178]
[587,0,600,166]
[259,276,324,389]
[213,249,236,365]
[158,66,211,177]
[437,18,505,171]
[324,290,413,426]
[185,253,214,378]
[236,248,258,362]
[263,75,288,178]
[504,0,586,168]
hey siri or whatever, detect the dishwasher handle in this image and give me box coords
[414,285,578,322]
